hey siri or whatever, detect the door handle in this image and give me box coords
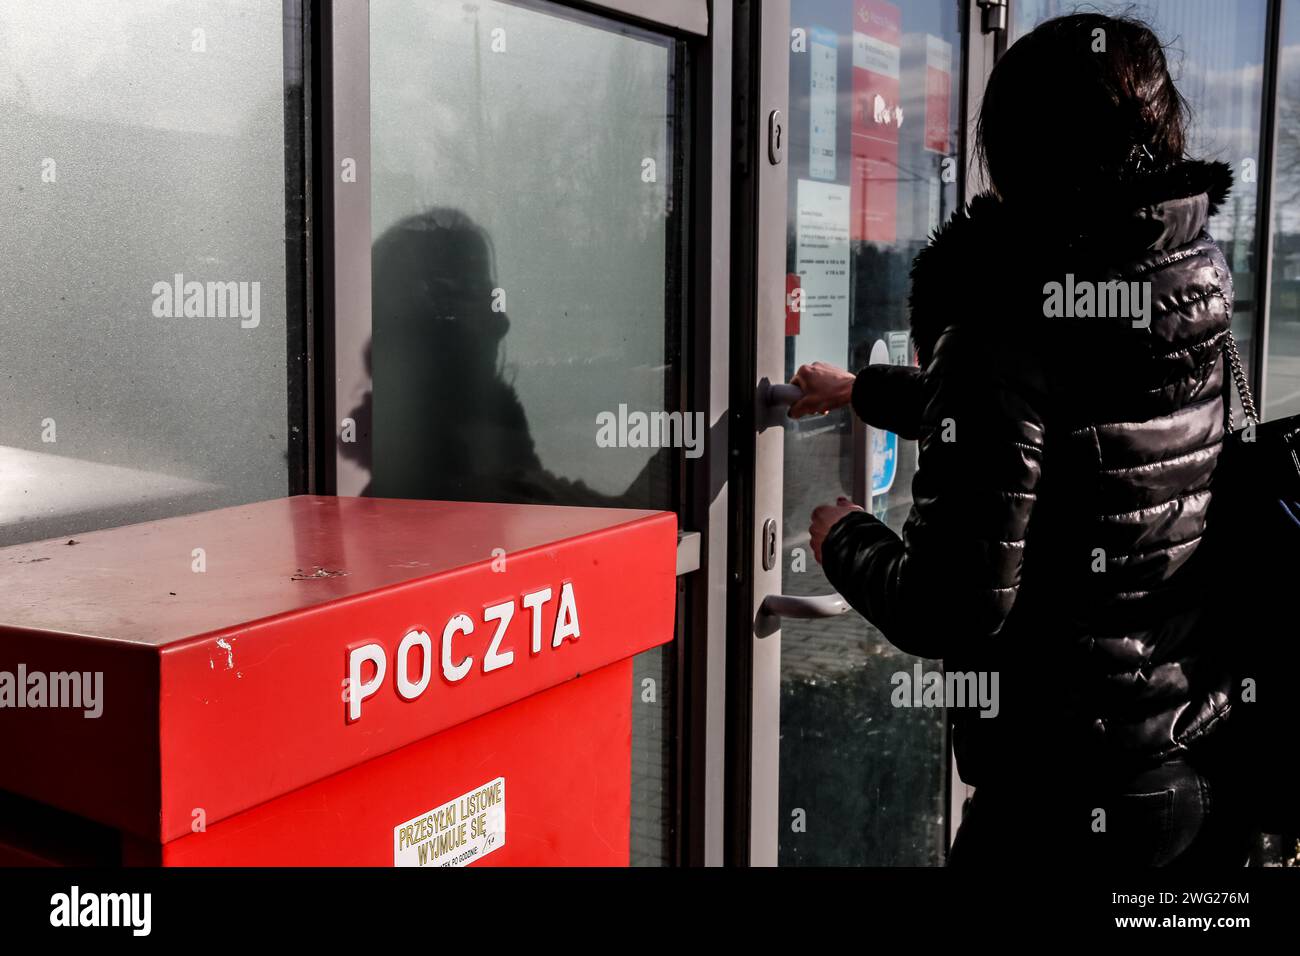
[759,594,850,618]
[765,381,802,408]
[755,381,873,636]
[759,380,870,506]
[755,593,850,638]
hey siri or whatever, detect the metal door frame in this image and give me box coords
[725,0,787,868]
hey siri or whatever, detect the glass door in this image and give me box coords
[742,0,969,866]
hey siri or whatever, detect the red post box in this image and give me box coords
[0,495,678,866]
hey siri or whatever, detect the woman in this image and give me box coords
[791,14,1253,866]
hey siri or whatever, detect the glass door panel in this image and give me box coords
[776,0,963,866]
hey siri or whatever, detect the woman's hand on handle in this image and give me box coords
[810,496,866,565]
[789,362,856,419]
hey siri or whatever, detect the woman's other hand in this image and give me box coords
[789,362,856,418]
[810,496,866,564]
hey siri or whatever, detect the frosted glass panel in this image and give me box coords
[366,0,676,508]
[0,0,293,545]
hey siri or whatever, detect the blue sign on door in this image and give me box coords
[868,338,899,497]
[872,427,898,497]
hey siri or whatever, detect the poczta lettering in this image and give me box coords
[346,582,580,721]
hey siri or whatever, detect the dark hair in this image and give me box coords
[976,13,1189,202]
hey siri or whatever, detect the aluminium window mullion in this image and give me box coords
[1252,0,1284,415]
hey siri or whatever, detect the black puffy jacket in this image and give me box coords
[822,160,1237,787]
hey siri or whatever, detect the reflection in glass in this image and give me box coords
[366,0,677,510]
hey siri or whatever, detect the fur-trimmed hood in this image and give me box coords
[907,159,1234,367]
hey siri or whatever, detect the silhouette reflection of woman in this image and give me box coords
[344,207,667,508]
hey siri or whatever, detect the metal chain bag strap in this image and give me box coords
[1204,330,1300,834]
[1220,329,1299,523]
[1222,329,1261,428]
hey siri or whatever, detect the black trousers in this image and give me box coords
[947,757,1257,867]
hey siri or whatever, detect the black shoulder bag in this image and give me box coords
[1203,330,1300,834]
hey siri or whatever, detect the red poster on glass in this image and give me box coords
[851,0,901,243]
[923,35,952,155]
[785,273,802,336]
